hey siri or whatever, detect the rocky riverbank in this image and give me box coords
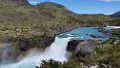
[98,27,120,38]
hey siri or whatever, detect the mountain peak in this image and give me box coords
[36,2,65,8]
[111,11,120,18]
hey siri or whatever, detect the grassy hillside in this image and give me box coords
[0,0,120,38]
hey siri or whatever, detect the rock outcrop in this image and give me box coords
[67,40,101,58]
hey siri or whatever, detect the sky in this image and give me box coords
[28,0,120,15]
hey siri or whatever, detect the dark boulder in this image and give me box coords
[67,40,80,53]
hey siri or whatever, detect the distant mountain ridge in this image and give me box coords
[0,0,119,27]
[111,11,120,18]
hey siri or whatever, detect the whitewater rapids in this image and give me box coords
[106,26,120,29]
[0,37,73,68]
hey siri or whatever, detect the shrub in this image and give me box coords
[95,41,120,68]
[37,59,81,68]
[40,59,62,68]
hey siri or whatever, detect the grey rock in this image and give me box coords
[67,40,101,57]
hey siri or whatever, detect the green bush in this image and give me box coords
[37,59,81,68]
[40,59,62,68]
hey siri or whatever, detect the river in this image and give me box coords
[0,26,119,68]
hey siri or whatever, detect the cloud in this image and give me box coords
[99,0,120,2]
[29,1,38,5]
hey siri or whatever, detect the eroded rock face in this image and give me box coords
[0,44,17,64]
[67,40,100,58]
[75,41,100,57]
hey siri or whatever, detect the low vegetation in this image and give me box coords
[37,59,81,68]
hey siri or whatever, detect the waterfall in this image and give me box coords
[0,37,72,68]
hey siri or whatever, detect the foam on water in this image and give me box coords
[106,26,120,29]
[0,37,72,68]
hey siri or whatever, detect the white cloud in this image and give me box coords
[99,0,120,2]
[29,1,38,5]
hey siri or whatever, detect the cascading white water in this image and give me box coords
[0,37,72,68]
